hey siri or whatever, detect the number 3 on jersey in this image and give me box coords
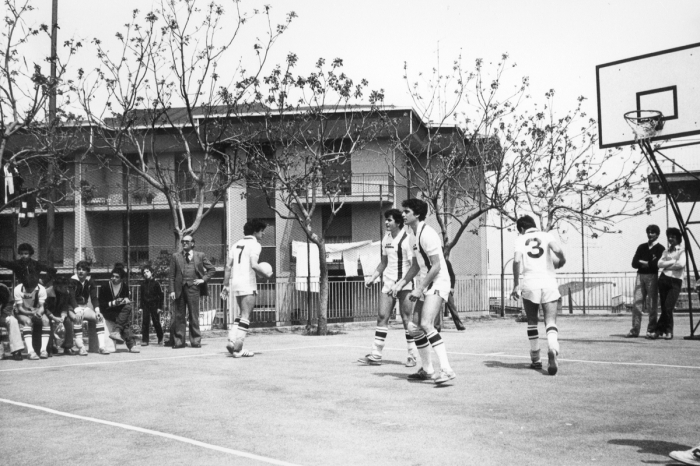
[525,238,544,258]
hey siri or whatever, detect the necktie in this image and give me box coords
[185,252,190,264]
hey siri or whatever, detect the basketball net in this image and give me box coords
[624,110,664,141]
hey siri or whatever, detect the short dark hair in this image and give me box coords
[516,215,538,232]
[384,209,404,228]
[17,243,34,256]
[140,265,153,274]
[110,267,126,279]
[0,284,10,307]
[646,224,660,235]
[244,219,268,236]
[76,261,92,273]
[401,199,428,221]
[23,274,39,291]
[666,227,683,244]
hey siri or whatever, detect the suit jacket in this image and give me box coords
[98,280,132,321]
[169,250,215,298]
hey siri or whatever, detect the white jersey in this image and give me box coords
[407,222,451,291]
[230,236,262,293]
[382,229,413,283]
[14,283,47,310]
[515,228,558,288]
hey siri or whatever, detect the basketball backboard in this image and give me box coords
[596,42,700,148]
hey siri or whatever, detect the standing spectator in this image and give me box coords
[169,235,215,349]
[139,265,164,346]
[0,282,23,360]
[444,258,466,331]
[99,267,139,353]
[627,225,665,338]
[0,243,56,287]
[655,228,686,340]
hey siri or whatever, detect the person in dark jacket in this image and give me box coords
[627,225,666,338]
[65,261,109,355]
[0,243,56,287]
[139,265,164,346]
[99,267,139,353]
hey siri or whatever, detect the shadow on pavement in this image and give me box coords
[608,438,689,462]
[483,360,543,373]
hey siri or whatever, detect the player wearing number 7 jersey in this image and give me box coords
[511,215,566,376]
[221,219,273,358]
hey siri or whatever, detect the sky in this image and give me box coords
[18,0,700,274]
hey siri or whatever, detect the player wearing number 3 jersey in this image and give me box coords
[511,215,566,376]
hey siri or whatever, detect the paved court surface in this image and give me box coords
[1,315,698,465]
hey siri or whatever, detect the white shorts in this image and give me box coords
[381,277,413,294]
[233,289,257,297]
[522,287,561,304]
[420,279,451,302]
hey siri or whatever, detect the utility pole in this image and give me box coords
[46,0,58,267]
[580,192,586,315]
[500,214,505,317]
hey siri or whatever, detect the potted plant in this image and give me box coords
[145,191,156,204]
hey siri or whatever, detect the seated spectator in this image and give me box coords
[13,275,49,360]
[0,283,23,360]
[99,267,139,353]
[65,261,109,355]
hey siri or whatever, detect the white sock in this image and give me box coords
[96,321,106,349]
[22,326,34,354]
[228,317,241,342]
[528,325,540,352]
[233,318,249,352]
[405,331,418,357]
[41,326,50,352]
[546,324,559,354]
[73,324,84,348]
[426,330,452,372]
[414,332,433,373]
[371,327,388,357]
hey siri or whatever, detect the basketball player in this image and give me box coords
[390,199,456,384]
[358,209,419,367]
[510,215,566,376]
[221,219,273,358]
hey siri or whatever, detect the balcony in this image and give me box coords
[80,183,223,210]
[296,173,394,203]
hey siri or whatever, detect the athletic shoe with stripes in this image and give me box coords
[434,370,457,385]
[357,354,382,365]
[669,446,700,465]
[407,368,436,380]
[233,349,254,358]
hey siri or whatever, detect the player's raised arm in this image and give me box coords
[549,241,566,269]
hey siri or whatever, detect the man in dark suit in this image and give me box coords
[169,235,215,348]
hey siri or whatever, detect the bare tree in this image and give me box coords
[508,90,650,235]
[0,0,82,215]
[246,55,384,335]
[382,53,527,258]
[75,0,295,247]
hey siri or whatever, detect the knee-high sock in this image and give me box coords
[426,330,452,372]
[371,326,388,357]
[1,327,8,353]
[41,326,50,352]
[405,331,418,357]
[95,320,106,349]
[233,318,249,352]
[528,325,540,351]
[414,332,433,373]
[73,323,84,348]
[22,326,34,354]
[228,317,241,342]
[546,324,559,354]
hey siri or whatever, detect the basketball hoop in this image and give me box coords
[624,110,665,141]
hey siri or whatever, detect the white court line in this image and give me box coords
[0,398,303,466]
[378,346,700,370]
[0,344,347,373]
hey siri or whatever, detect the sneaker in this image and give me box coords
[109,331,125,344]
[12,351,23,361]
[665,333,674,340]
[407,368,436,380]
[625,331,638,338]
[548,349,559,376]
[357,354,382,365]
[456,325,466,331]
[157,339,164,346]
[405,356,417,367]
[669,446,700,466]
[232,349,254,358]
[530,361,543,370]
[39,351,49,359]
[63,348,75,355]
[29,352,40,360]
[98,348,110,355]
[128,346,141,353]
[141,341,149,347]
[644,332,653,339]
[78,347,88,356]
[434,369,457,384]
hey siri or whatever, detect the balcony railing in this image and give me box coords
[297,173,394,202]
[80,244,227,268]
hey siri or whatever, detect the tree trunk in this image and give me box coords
[317,240,329,335]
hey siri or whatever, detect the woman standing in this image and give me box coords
[655,228,686,340]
